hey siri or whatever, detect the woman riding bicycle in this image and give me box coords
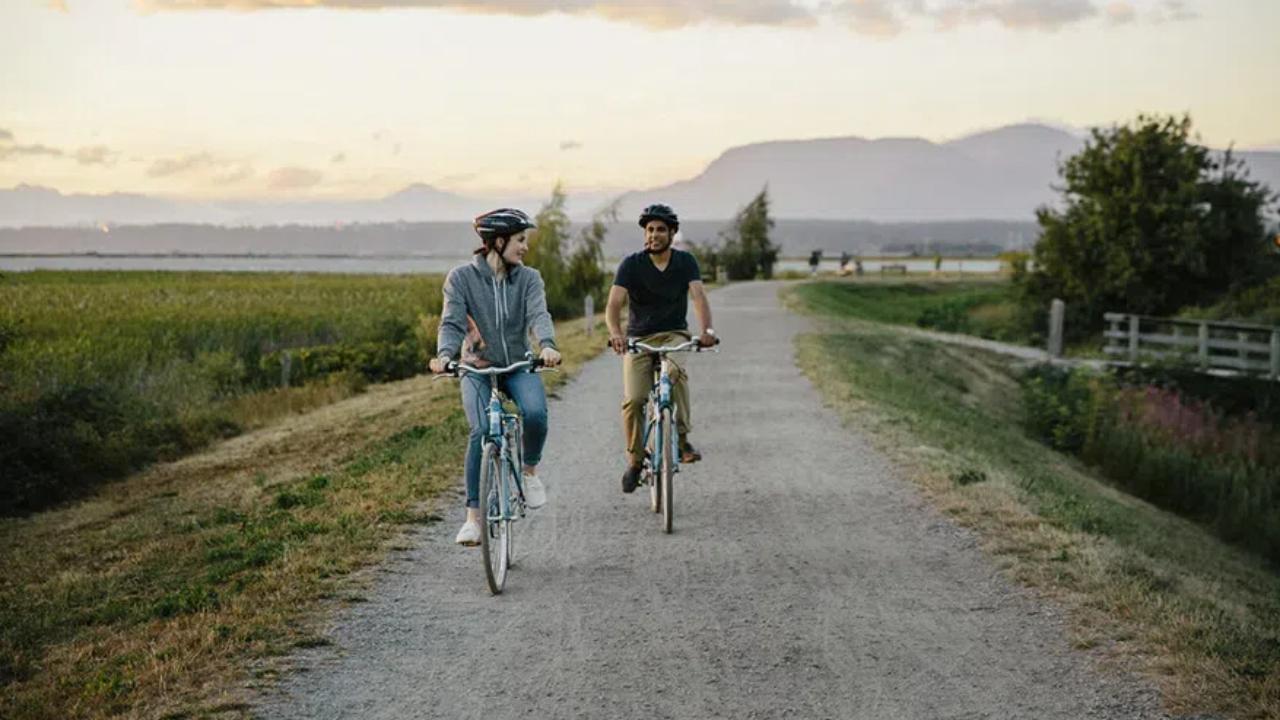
[429,208,562,546]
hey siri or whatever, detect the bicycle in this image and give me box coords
[438,354,554,594]
[626,337,718,534]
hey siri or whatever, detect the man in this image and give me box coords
[606,203,717,494]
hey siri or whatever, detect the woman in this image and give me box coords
[429,208,561,546]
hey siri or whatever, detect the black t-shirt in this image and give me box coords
[613,249,702,337]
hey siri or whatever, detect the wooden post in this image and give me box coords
[583,294,594,337]
[1238,331,1250,373]
[1198,322,1209,370]
[281,350,292,387]
[1128,315,1140,363]
[1271,330,1279,381]
[1047,299,1064,359]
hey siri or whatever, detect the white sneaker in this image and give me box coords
[522,473,547,509]
[454,519,481,546]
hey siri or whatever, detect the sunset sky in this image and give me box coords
[2,0,1277,200]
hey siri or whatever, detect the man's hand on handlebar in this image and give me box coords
[609,335,627,355]
[698,330,719,348]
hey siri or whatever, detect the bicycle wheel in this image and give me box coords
[647,400,661,513]
[660,407,674,534]
[479,444,510,594]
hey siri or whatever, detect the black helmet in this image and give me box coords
[638,203,679,233]
[474,208,536,243]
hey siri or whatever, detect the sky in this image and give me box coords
[1,0,1278,200]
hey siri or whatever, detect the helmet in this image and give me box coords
[638,203,679,233]
[474,208,536,243]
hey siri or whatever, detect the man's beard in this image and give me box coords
[645,241,670,255]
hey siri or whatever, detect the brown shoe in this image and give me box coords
[679,440,701,464]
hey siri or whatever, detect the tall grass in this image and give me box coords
[0,271,445,514]
[792,280,1028,343]
[1022,365,1280,564]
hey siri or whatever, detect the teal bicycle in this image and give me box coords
[627,337,718,534]
[441,355,553,594]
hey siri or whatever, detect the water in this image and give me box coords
[0,254,1005,275]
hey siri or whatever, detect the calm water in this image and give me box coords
[0,254,1004,275]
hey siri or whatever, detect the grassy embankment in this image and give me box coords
[788,281,1280,720]
[0,271,607,719]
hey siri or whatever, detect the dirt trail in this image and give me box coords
[256,281,1168,719]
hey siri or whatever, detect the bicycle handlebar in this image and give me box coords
[434,355,558,379]
[627,337,719,354]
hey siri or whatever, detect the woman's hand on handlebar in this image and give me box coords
[429,356,450,375]
[539,347,562,368]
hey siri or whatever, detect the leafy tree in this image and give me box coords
[1020,114,1278,340]
[719,187,780,280]
[528,184,572,317]
[564,200,615,309]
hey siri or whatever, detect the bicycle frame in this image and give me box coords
[481,377,525,525]
[639,354,680,482]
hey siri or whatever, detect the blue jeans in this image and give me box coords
[460,370,548,508]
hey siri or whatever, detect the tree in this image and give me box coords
[719,188,780,280]
[527,184,572,317]
[564,200,615,309]
[1020,114,1278,340]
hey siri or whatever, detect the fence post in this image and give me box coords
[1238,331,1250,374]
[281,350,292,387]
[1198,322,1209,370]
[1047,299,1064,359]
[1271,330,1279,381]
[583,294,594,337]
[1128,315,1140,363]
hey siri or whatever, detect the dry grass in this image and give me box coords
[791,305,1280,720]
[0,319,607,719]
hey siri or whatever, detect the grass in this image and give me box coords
[791,278,1028,343]
[1,271,447,514]
[787,288,1280,720]
[0,316,607,720]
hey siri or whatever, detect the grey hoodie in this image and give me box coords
[436,254,557,366]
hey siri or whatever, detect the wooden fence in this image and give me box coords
[1103,313,1280,380]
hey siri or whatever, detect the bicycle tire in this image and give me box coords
[648,400,661,514]
[660,407,674,533]
[479,444,509,594]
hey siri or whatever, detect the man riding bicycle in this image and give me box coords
[606,203,717,494]
[430,208,562,545]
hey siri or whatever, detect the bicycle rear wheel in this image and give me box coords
[479,445,510,594]
[660,408,674,534]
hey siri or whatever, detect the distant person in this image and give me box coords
[429,208,562,546]
[809,249,822,276]
[854,258,864,276]
[606,203,718,493]
[838,251,852,276]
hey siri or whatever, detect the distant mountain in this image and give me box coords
[3,124,1278,228]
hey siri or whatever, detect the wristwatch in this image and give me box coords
[703,328,716,336]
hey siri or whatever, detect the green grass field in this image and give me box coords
[0,271,446,514]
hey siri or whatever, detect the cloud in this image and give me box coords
[266,166,323,189]
[133,1,818,30]
[47,0,69,12]
[0,144,65,161]
[0,129,12,142]
[1153,0,1197,22]
[1104,1,1135,24]
[559,140,583,151]
[74,145,116,166]
[147,152,217,177]
[213,162,255,185]
[836,0,909,37]
[933,0,1097,32]
[331,152,346,164]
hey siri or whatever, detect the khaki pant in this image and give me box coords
[622,331,692,466]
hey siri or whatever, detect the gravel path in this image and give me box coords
[257,281,1167,720]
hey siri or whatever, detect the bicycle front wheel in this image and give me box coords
[660,407,674,534]
[479,444,510,594]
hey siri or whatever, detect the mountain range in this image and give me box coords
[3,124,1278,228]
